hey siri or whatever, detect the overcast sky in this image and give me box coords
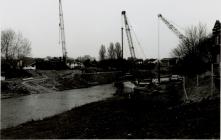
[1,0,221,59]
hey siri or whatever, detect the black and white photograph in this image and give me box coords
[0,0,220,139]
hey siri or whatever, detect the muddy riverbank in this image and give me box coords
[1,70,121,99]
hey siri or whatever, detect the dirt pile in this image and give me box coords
[1,81,31,98]
[56,74,89,90]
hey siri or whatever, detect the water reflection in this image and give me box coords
[1,84,116,129]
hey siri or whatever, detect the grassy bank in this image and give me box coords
[56,71,121,90]
[1,96,219,139]
[185,73,220,102]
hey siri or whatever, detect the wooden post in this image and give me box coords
[211,63,214,95]
[183,76,189,101]
[157,18,160,84]
[121,27,124,59]
[158,60,160,84]
[196,74,199,87]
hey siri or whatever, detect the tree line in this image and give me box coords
[99,42,122,60]
[1,29,31,60]
[1,29,32,78]
[171,23,214,76]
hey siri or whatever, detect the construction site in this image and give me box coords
[1,0,220,139]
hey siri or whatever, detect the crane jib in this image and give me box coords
[121,11,136,59]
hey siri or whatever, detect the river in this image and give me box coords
[1,84,116,129]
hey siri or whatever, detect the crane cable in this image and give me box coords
[158,15,160,61]
[130,22,147,59]
[59,24,61,44]
[127,17,147,59]
[130,25,147,59]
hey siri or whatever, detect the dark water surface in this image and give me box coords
[1,84,116,129]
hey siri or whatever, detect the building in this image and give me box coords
[160,58,178,67]
[212,20,220,88]
[67,61,84,69]
[212,20,221,64]
[35,57,68,70]
[154,57,179,75]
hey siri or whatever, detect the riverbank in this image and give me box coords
[1,70,121,99]
[1,95,219,139]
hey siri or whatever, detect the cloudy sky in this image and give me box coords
[1,0,220,59]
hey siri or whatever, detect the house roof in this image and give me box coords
[213,20,221,33]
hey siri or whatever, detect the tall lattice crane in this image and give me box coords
[121,11,136,59]
[59,0,67,63]
[157,14,186,83]
[158,14,186,40]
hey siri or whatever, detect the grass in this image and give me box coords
[1,95,220,139]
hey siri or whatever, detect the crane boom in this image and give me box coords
[122,11,136,59]
[158,14,186,40]
[59,0,67,62]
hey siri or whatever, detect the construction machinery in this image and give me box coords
[157,13,187,83]
[59,0,67,63]
[158,14,186,40]
[121,11,136,59]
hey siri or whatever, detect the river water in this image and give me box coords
[1,84,116,129]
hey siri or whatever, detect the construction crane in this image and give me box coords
[121,11,136,59]
[59,0,67,63]
[157,14,186,83]
[158,14,186,40]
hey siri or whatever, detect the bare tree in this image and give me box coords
[172,23,209,58]
[18,38,31,59]
[1,29,16,60]
[107,42,116,59]
[115,42,122,59]
[1,29,31,60]
[99,44,106,61]
[171,23,212,75]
